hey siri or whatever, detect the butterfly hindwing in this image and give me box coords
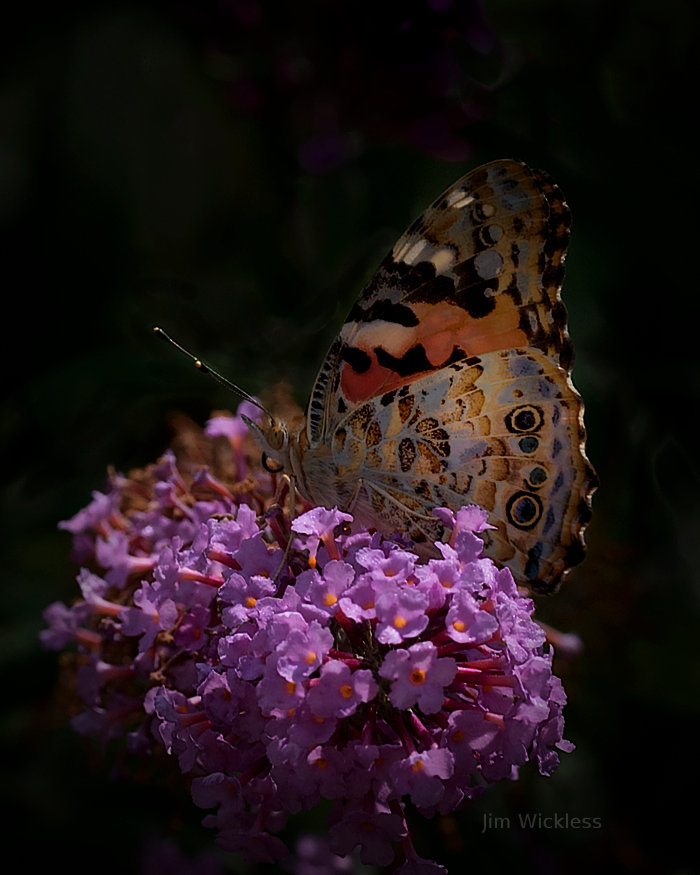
[302,348,590,593]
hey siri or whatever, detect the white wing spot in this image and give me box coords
[429,248,455,272]
[395,239,429,265]
[446,191,475,209]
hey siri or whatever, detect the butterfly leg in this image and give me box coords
[345,477,375,521]
[347,478,444,550]
[260,474,291,578]
[269,473,304,580]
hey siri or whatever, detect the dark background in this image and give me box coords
[3,1,699,872]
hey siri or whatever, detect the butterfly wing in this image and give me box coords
[306,159,573,443]
[307,348,590,593]
[297,159,595,591]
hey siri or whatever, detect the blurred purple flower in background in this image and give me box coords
[176,0,500,172]
[43,403,573,872]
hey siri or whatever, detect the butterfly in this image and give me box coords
[242,159,596,593]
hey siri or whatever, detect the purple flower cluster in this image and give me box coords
[43,404,573,874]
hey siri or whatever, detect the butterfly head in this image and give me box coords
[241,413,291,474]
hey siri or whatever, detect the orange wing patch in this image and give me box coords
[339,298,528,405]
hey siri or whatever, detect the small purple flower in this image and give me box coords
[40,599,96,650]
[291,506,353,561]
[76,657,135,705]
[307,661,378,719]
[58,484,123,537]
[286,703,338,748]
[174,604,212,651]
[257,660,307,717]
[219,570,276,612]
[121,582,179,652]
[338,575,377,621]
[391,747,455,809]
[76,567,109,601]
[290,743,349,801]
[95,532,156,590]
[228,534,281,580]
[275,620,333,683]
[355,544,417,585]
[205,413,248,444]
[433,503,494,535]
[445,588,498,644]
[328,803,406,867]
[217,630,263,679]
[375,585,429,644]
[292,506,353,540]
[380,641,457,714]
[295,559,354,615]
[205,401,265,479]
[191,772,244,816]
[206,506,262,562]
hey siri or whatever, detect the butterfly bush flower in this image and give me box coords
[43,404,574,873]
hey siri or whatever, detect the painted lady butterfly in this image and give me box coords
[245,160,594,593]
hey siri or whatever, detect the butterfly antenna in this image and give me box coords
[153,326,272,418]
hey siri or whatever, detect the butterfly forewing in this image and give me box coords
[306,159,573,444]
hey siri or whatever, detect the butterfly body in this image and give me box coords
[247,159,596,593]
